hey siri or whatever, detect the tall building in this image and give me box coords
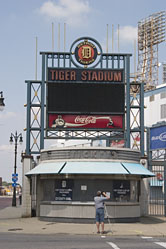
[162,63,166,84]
[144,83,166,127]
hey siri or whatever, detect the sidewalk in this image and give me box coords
[0,206,166,236]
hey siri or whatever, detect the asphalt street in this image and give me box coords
[1,234,166,249]
[0,197,11,209]
[0,197,19,210]
[1,196,166,248]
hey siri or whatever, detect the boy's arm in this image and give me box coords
[102,192,110,199]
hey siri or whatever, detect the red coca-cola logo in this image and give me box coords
[48,114,123,130]
[75,116,96,124]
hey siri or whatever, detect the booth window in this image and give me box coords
[113,180,130,201]
[112,180,140,202]
[161,104,166,119]
[42,179,140,203]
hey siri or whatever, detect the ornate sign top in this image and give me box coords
[75,40,98,65]
[70,37,102,68]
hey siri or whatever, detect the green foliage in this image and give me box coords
[2,181,12,186]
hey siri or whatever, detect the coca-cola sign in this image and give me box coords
[48,114,123,129]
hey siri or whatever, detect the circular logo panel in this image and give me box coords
[75,41,97,65]
[70,37,102,68]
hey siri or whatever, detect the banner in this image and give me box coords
[150,126,166,150]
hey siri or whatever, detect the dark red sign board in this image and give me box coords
[48,114,124,130]
[48,68,123,83]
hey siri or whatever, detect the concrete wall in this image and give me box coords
[139,158,149,216]
[40,202,140,222]
[22,155,33,217]
[36,175,44,217]
[140,178,149,216]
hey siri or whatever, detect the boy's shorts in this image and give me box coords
[96,208,104,222]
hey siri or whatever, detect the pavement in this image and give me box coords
[0,205,166,236]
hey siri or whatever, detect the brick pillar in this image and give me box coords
[22,154,33,217]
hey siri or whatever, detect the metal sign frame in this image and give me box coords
[25,37,144,156]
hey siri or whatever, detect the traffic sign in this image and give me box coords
[12,183,17,187]
[12,178,18,182]
[12,173,18,182]
[12,173,18,177]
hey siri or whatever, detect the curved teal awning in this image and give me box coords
[60,161,128,175]
[25,161,66,176]
[26,161,154,178]
[122,163,155,177]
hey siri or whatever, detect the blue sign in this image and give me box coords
[12,173,18,177]
[12,183,17,187]
[150,126,166,150]
[12,173,18,182]
[12,178,18,182]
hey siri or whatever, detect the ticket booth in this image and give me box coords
[25,147,154,222]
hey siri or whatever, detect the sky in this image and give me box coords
[0,0,166,183]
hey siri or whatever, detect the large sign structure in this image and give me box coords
[46,38,125,133]
[25,37,144,155]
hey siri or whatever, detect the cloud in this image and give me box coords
[39,0,91,27]
[101,25,137,52]
[0,144,13,153]
[118,25,137,43]
[0,111,17,120]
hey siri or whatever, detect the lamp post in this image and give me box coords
[0,91,5,111]
[9,131,23,207]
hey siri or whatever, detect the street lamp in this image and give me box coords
[0,91,5,111]
[9,131,23,207]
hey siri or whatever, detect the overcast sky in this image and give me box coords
[0,0,166,183]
